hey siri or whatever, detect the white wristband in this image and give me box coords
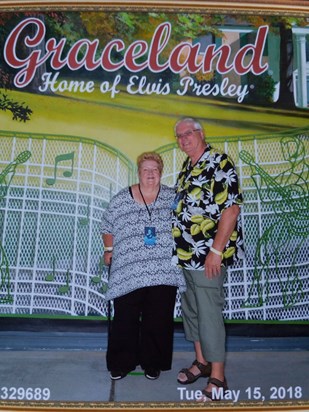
[104,246,113,252]
[210,247,223,257]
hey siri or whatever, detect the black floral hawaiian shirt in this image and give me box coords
[172,144,244,269]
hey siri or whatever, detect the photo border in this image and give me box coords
[0,1,308,411]
[1,400,309,411]
[0,0,308,16]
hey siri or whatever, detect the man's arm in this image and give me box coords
[204,204,240,279]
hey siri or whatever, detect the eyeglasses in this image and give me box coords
[176,129,201,139]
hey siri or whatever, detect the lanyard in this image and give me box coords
[138,184,160,222]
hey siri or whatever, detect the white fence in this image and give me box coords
[0,129,308,321]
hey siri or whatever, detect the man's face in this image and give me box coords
[175,122,205,157]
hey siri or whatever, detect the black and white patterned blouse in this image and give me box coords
[101,184,186,300]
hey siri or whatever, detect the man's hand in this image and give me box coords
[205,251,222,279]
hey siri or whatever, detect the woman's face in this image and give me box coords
[138,159,161,188]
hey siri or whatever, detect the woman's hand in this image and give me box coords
[104,251,113,266]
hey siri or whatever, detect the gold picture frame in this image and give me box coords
[0,400,309,411]
[0,0,308,15]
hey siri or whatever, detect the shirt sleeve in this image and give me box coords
[100,195,116,235]
[213,154,243,214]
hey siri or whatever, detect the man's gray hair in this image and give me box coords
[174,117,203,135]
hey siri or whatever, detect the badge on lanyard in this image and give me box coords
[138,184,160,247]
[144,226,156,246]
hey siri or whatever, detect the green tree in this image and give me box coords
[0,11,82,121]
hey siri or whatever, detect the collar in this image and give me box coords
[186,144,211,170]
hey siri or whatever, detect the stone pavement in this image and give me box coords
[0,330,308,407]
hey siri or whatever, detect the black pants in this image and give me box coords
[106,285,177,373]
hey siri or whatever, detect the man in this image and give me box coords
[171,117,244,401]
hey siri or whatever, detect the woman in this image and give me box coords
[101,152,186,381]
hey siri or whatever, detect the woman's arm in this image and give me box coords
[102,233,114,265]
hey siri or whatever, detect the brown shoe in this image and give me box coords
[177,359,211,384]
[201,377,228,401]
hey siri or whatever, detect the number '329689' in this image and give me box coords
[1,386,51,400]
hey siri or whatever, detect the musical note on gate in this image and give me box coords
[91,257,104,285]
[58,269,70,295]
[91,257,108,294]
[45,257,71,295]
[46,152,75,186]
[45,255,56,282]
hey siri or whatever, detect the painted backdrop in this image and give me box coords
[0,10,308,322]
